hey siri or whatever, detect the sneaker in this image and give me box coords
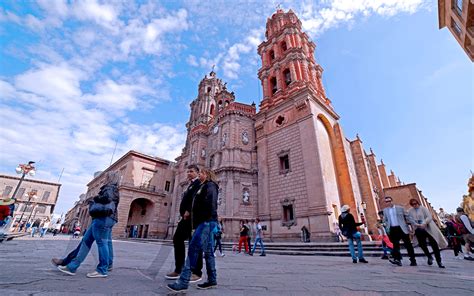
[220,253,225,257]
[86,271,108,278]
[359,258,369,263]
[352,259,357,264]
[389,259,402,266]
[51,258,64,266]
[108,266,113,272]
[464,256,474,261]
[380,255,389,260]
[167,283,187,292]
[197,281,217,290]
[189,273,202,283]
[410,260,417,266]
[259,253,266,256]
[165,271,180,280]
[249,252,253,256]
[57,265,76,276]
[437,261,445,268]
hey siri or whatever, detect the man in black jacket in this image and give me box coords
[339,205,368,264]
[165,165,203,282]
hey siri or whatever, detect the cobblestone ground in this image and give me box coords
[0,235,473,296]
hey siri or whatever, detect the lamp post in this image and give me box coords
[16,190,37,229]
[11,161,36,201]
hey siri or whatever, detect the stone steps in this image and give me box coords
[121,238,428,257]
[0,232,28,242]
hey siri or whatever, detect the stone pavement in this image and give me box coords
[0,235,473,296]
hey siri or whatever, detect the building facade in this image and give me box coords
[438,0,474,61]
[0,174,61,227]
[71,9,440,241]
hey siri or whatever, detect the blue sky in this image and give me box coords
[0,0,472,215]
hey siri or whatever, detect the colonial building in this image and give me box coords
[72,9,439,241]
[438,0,474,61]
[74,150,174,238]
[0,174,61,227]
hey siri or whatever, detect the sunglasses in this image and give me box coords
[384,200,392,203]
[410,203,419,206]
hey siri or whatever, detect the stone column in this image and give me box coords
[377,160,390,188]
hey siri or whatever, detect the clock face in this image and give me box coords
[213,126,219,134]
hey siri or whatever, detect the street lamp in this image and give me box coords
[16,190,37,229]
[11,161,36,201]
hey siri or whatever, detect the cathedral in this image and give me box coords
[68,9,440,241]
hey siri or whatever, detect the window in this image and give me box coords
[25,205,33,212]
[210,155,215,168]
[279,155,290,173]
[269,49,275,61]
[281,41,287,52]
[42,191,50,202]
[283,204,294,222]
[452,18,462,36]
[275,115,285,126]
[210,104,215,116]
[165,181,171,192]
[283,69,291,86]
[36,205,46,214]
[454,0,463,15]
[16,188,25,199]
[207,87,211,93]
[270,77,277,94]
[3,186,13,197]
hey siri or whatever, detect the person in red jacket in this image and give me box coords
[0,197,15,227]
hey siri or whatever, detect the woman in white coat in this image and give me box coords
[408,199,447,268]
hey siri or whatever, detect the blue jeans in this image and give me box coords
[347,232,364,260]
[67,217,115,274]
[31,227,38,237]
[252,237,266,255]
[176,221,217,288]
[62,224,114,268]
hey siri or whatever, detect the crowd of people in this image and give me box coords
[339,196,474,268]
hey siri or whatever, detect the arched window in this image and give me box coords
[281,41,287,52]
[270,77,277,94]
[283,69,291,86]
[209,104,215,116]
[207,87,211,93]
[269,49,275,61]
[225,100,229,106]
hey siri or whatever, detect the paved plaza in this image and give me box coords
[0,235,473,296]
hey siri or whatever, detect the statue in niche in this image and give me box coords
[217,188,223,206]
[242,189,250,204]
[201,148,206,158]
[242,131,249,145]
[222,133,227,146]
[191,149,196,161]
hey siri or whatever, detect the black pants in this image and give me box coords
[388,226,416,262]
[173,218,202,276]
[415,228,442,263]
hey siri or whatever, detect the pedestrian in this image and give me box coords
[25,221,31,233]
[167,167,219,292]
[53,219,61,236]
[213,219,225,257]
[407,199,447,268]
[238,220,249,253]
[338,205,368,264]
[246,219,253,255]
[250,218,266,256]
[41,218,50,238]
[0,197,15,236]
[334,221,344,242]
[19,221,25,232]
[455,207,474,261]
[53,171,120,278]
[301,225,310,242]
[444,214,463,258]
[376,211,393,260]
[31,219,41,237]
[165,164,203,282]
[382,196,417,266]
[73,225,81,238]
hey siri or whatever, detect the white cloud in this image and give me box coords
[187,55,199,67]
[299,0,427,35]
[222,29,263,79]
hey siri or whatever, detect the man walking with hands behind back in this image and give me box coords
[382,196,417,267]
[165,165,203,282]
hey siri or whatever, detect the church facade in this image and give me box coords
[70,9,438,241]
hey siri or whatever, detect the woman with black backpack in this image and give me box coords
[52,171,120,278]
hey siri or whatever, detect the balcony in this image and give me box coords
[120,182,166,195]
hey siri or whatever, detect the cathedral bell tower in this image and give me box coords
[255,9,358,241]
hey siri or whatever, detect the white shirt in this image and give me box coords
[388,206,399,227]
[460,215,474,234]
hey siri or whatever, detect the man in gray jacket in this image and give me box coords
[382,196,417,266]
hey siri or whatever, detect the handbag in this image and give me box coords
[89,200,115,218]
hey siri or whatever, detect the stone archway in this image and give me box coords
[126,198,155,239]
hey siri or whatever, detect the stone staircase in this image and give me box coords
[121,238,427,257]
[0,232,28,243]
